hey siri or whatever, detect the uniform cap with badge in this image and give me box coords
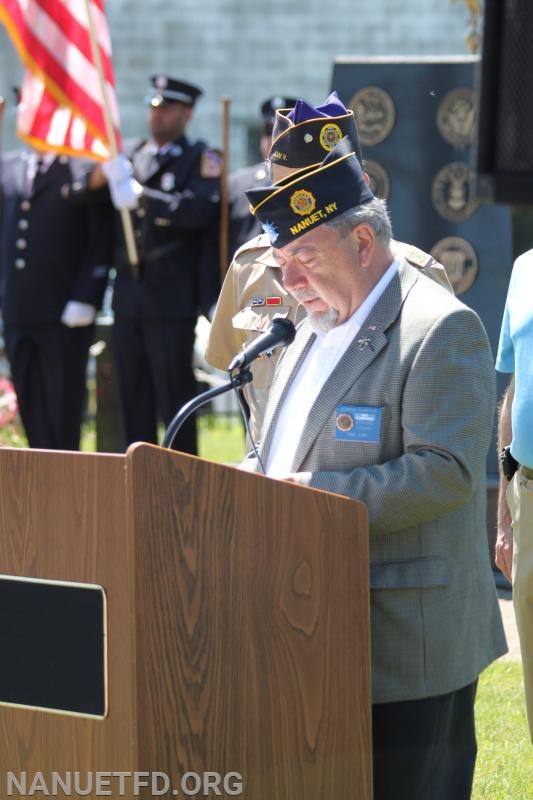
[247,136,374,248]
[146,75,203,108]
[269,90,363,169]
[260,95,298,136]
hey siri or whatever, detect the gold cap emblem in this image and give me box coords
[319,123,343,151]
[290,189,316,217]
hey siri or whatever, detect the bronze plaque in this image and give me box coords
[436,87,476,147]
[363,159,390,199]
[348,86,395,146]
[432,161,480,222]
[430,236,479,295]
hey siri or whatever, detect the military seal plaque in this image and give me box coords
[436,87,476,148]
[363,159,390,199]
[348,86,396,146]
[430,236,479,295]
[431,161,480,223]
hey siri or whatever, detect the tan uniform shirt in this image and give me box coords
[205,233,452,442]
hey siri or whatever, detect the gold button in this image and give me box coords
[20,200,31,211]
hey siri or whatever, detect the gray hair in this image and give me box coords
[324,197,393,246]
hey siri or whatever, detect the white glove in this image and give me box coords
[142,186,181,209]
[61,301,97,328]
[102,154,143,210]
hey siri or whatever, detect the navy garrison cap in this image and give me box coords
[269,91,363,169]
[246,137,374,248]
[146,75,203,107]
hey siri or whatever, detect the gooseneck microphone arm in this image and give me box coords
[162,369,253,450]
[162,317,296,451]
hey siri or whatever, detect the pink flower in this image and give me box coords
[0,376,19,427]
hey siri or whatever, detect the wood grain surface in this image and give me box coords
[131,445,371,799]
[0,447,133,794]
[0,445,371,799]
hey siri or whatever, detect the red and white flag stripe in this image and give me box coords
[0,0,121,159]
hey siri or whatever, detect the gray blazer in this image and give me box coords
[248,261,507,704]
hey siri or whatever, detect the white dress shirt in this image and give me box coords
[266,258,399,477]
[24,151,56,195]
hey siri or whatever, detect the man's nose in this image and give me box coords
[281,259,306,291]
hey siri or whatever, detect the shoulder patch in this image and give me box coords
[200,148,223,178]
[404,246,435,269]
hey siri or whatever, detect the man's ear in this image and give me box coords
[352,223,375,267]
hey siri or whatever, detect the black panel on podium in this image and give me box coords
[0,576,106,717]
[331,56,513,478]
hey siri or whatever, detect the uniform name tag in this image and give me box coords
[335,405,382,442]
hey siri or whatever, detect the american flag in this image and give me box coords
[0,0,121,160]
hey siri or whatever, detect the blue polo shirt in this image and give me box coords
[496,248,533,467]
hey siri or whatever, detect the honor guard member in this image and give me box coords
[0,144,113,450]
[227,96,298,259]
[205,92,452,443]
[89,75,222,454]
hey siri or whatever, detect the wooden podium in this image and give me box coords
[0,444,371,799]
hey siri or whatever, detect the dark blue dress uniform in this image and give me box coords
[0,150,112,449]
[110,134,221,454]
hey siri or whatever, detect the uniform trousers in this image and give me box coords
[111,318,198,454]
[4,323,93,450]
[372,681,478,800]
[508,467,533,742]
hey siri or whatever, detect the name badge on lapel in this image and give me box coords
[335,405,382,442]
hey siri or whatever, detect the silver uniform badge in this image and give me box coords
[161,172,175,192]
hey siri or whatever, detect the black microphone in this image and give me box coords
[228,317,296,372]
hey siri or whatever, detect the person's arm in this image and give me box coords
[496,375,515,581]
[136,144,221,234]
[61,173,114,327]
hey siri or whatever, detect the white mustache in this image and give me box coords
[292,289,317,303]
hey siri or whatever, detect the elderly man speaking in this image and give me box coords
[241,137,506,800]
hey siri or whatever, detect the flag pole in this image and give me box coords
[219,95,231,285]
[0,95,4,152]
[83,0,139,280]
[0,96,5,236]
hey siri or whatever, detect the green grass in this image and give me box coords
[473,660,533,799]
[1,413,247,461]
[103,411,246,461]
[198,413,246,463]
